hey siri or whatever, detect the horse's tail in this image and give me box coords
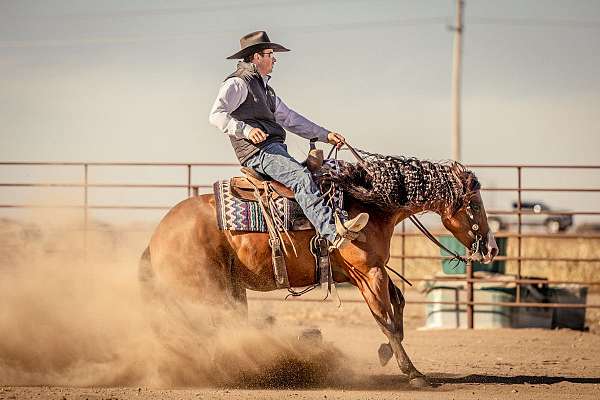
[138,246,156,302]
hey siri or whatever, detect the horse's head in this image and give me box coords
[440,172,499,264]
[322,151,500,264]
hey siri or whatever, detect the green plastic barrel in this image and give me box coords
[439,236,507,275]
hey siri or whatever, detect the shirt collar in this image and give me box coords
[261,74,271,87]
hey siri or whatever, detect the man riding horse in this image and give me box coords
[209,30,368,250]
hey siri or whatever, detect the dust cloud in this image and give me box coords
[0,216,346,388]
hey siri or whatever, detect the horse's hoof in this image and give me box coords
[409,376,428,388]
[378,343,393,366]
[298,328,322,344]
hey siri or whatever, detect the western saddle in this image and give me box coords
[227,145,330,293]
[229,167,295,202]
[229,141,324,203]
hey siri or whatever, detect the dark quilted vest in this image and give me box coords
[225,63,287,164]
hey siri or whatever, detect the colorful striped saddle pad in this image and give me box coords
[213,179,312,232]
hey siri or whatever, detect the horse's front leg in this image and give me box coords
[349,266,427,387]
[378,280,406,366]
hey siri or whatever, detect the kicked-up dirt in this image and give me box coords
[2,288,599,399]
[1,220,599,399]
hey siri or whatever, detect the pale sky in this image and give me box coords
[1,0,599,222]
[2,0,599,163]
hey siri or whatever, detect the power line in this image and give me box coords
[1,15,599,49]
[6,2,599,29]
[293,17,447,33]
[1,0,386,21]
[0,17,447,49]
[468,17,600,28]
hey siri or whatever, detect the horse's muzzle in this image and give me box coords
[481,231,499,264]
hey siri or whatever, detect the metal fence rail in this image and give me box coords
[1,161,599,328]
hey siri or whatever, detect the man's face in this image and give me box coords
[253,49,276,75]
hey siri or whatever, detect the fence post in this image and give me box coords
[516,166,522,304]
[83,163,89,260]
[466,254,474,329]
[187,164,192,197]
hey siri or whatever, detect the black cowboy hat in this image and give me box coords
[226,31,290,60]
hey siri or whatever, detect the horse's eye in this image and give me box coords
[471,203,480,212]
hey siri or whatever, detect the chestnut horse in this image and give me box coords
[139,155,498,387]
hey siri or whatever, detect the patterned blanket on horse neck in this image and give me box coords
[213,179,312,232]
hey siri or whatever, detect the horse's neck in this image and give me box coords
[347,197,442,233]
[342,199,444,267]
[391,204,442,226]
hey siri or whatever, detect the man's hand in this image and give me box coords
[327,132,346,149]
[248,128,268,144]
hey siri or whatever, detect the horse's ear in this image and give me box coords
[468,173,481,192]
[446,169,478,218]
[460,169,480,195]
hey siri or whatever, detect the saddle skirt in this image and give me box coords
[213,179,312,232]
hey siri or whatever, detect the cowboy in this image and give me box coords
[209,31,368,249]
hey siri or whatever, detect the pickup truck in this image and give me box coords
[487,201,573,233]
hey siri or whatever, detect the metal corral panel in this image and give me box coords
[425,285,513,329]
[423,281,588,330]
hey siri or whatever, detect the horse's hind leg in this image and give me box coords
[141,243,237,331]
[159,256,241,326]
[351,266,427,387]
[146,195,246,320]
[228,263,248,320]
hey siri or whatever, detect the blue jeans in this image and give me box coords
[243,142,337,242]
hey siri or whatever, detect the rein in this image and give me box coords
[408,214,469,266]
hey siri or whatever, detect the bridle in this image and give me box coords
[408,201,484,267]
[337,142,485,265]
[464,203,484,256]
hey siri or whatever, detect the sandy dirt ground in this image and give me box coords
[2,288,599,400]
[1,221,599,399]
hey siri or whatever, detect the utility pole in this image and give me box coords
[451,0,464,161]
[451,0,471,328]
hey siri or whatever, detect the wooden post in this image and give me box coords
[451,0,464,161]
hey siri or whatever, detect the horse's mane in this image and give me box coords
[318,149,480,213]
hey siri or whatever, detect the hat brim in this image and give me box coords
[226,42,290,60]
